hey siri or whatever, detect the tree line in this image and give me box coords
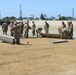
[0,13,75,24]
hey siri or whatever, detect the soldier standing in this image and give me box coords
[10,20,14,36]
[11,22,20,44]
[2,21,8,35]
[44,21,49,33]
[70,22,73,39]
[67,21,73,39]
[20,22,24,37]
[23,21,29,38]
[32,21,36,36]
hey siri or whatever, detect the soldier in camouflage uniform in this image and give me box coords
[23,21,29,38]
[67,21,73,39]
[44,21,49,34]
[36,28,42,37]
[11,22,20,44]
[58,22,69,39]
[10,20,14,36]
[20,22,24,37]
[32,21,36,36]
[2,21,8,35]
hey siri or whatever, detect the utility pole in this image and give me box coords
[72,8,74,20]
[19,4,22,19]
[0,11,1,20]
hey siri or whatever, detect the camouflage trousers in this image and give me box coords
[59,28,69,39]
[68,29,73,39]
[45,29,49,34]
[32,29,35,36]
[13,32,20,44]
[23,29,29,38]
[36,29,42,37]
[3,30,7,35]
[20,30,23,36]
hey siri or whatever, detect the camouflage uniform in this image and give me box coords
[11,23,20,44]
[58,22,69,39]
[44,21,49,33]
[32,21,36,36]
[10,20,14,36]
[67,22,73,39]
[23,22,29,38]
[61,28,69,39]
[36,28,42,37]
[2,21,8,35]
[20,22,24,36]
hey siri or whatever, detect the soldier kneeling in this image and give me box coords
[36,28,42,37]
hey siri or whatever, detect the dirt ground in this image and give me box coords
[0,22,76,75]
[0,37,76,75]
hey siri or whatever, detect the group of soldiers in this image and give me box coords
[1,20,38,44]
[2,20,50,36]
[32,21,73,39]
[2,20,24,44]
[1,20,73,44]
[58,21,73,39]
[32,21,50,37]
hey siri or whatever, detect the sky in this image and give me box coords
[0,0,76,19]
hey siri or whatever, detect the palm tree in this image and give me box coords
[44,14,47,19]
[31,15,34,19]
[58,14,61,18]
